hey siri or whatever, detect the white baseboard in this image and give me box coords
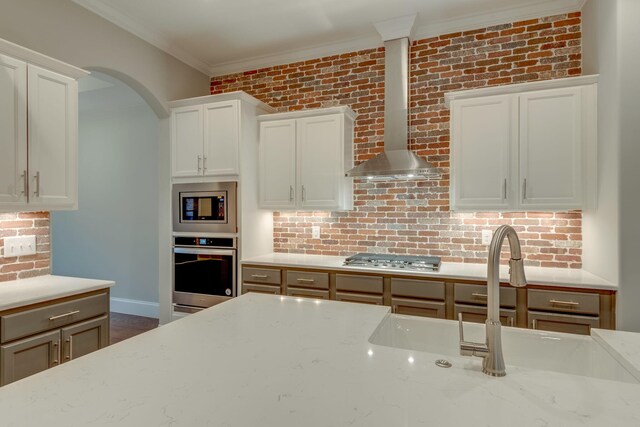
[110,297,160,319]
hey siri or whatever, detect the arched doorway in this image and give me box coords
[51,70,163,320]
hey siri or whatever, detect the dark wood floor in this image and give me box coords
[109,312,159,345]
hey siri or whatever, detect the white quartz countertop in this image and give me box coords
[594,328,640,380]
[242,252,617,291]
[0,275,115,311]
[1,294,640,426]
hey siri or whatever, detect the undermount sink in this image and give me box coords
[369,314,638,383]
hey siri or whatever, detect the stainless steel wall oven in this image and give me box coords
[173,237,236,309]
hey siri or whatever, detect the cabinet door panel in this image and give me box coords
[61,315,108,362]
[528,310,598,336]
[451,95,512,210]
[172,105,203,178]
[259,120,297,209]
[391,298,446,319]
[203,101,239,176]
[0,55,28,207]
[519,88,583,208]
[27,65,77,209]
[297,114,343,209]
[242,283,281,295]
[1,330,59,386]
[455,304,516,327]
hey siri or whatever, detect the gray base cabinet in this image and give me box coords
[0,290,109,386]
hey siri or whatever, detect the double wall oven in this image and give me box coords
[172,182,238,312]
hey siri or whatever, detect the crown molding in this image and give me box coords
[412,0,584,41]
[209,35,383,76]
[72,0,212,76]
[74,0,584,78]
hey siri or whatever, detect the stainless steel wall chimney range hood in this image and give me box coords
[346,15,442,181]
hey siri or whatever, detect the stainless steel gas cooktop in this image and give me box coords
[344,253,441,272]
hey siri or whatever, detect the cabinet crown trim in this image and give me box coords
[444,74,599,108]
[168,90,276,113]
[0,38,89,80]
[258,106,357,122]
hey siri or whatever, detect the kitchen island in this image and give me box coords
[1,293,639,426]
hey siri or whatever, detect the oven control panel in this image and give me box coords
[174,237,236,249]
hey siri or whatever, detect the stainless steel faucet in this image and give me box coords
[458,225,527,377]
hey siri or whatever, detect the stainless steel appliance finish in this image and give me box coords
[344,253,441,272]
[345,32,442,180]
[172,237,237,309]
[458,225,527,377]
[172,182,237,234]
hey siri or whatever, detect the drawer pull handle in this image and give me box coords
[509,317,514,327]
[297,278,315,283]
[549,299,579,307]
[471,293,488,298]
[49,310,80,321]
[251,275,269,279]
[532,319,538,330]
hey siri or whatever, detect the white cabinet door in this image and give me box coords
[27,65,77,209]
[519,87,583,209]
[203,101,239,176]
[0,55,27,207]
[259,120,297,209]
[171,105,203,178]
[297,114,342,210]
[451,95,513,210]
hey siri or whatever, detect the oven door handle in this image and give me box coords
[173,247,236,257]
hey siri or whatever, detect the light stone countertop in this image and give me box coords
[0,275,115,311]
[0,293,638,426]
[593,328,640,380]
[241,252,618,291]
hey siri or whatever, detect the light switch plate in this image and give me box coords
[482,230,493,246]
[3,236,37,258]
[311,226,320,239]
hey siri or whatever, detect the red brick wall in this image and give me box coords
[0,212,51,282]
[212,12,583,268]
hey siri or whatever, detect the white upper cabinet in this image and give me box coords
[171,105,203,178]
[0,55,27,207]
[203,101,239,177]
[519,87,583,209]
[0,38,87,212]
[171,99,243,179]
[27,65,78,209]
[298,114,343,209]
[447,76,597,212]
[258,107,355,211]
[259,119,297,209]
[451,95,514,211]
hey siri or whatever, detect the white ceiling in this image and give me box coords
[73,0,586,76]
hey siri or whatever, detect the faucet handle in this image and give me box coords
[458,313,490,358]
[458,313,465,342]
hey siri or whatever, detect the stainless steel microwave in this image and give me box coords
[172,182,237,234]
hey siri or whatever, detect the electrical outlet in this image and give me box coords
[311,226,320,239]
[2,236,36,258]
[482,230,493,246]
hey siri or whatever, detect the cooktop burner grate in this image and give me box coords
[344,253,441,271]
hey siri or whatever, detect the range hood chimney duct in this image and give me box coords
[346,15,442,181]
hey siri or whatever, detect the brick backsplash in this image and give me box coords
[0,212,51,282]
[213,12,583,268]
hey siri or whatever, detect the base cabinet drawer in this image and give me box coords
[391,298,446,319]
[528,290,600,316]
[242,283,281,295]
[1,293,109,344]
[336,274,383,294]
[391,278,445,300]
[286,287,330,300]
[528,310,599,335]
[455,304,516,327]
[286,271,329,290]
[335,292,384,306]
[455,283,516,308]
[242,267,281,285]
